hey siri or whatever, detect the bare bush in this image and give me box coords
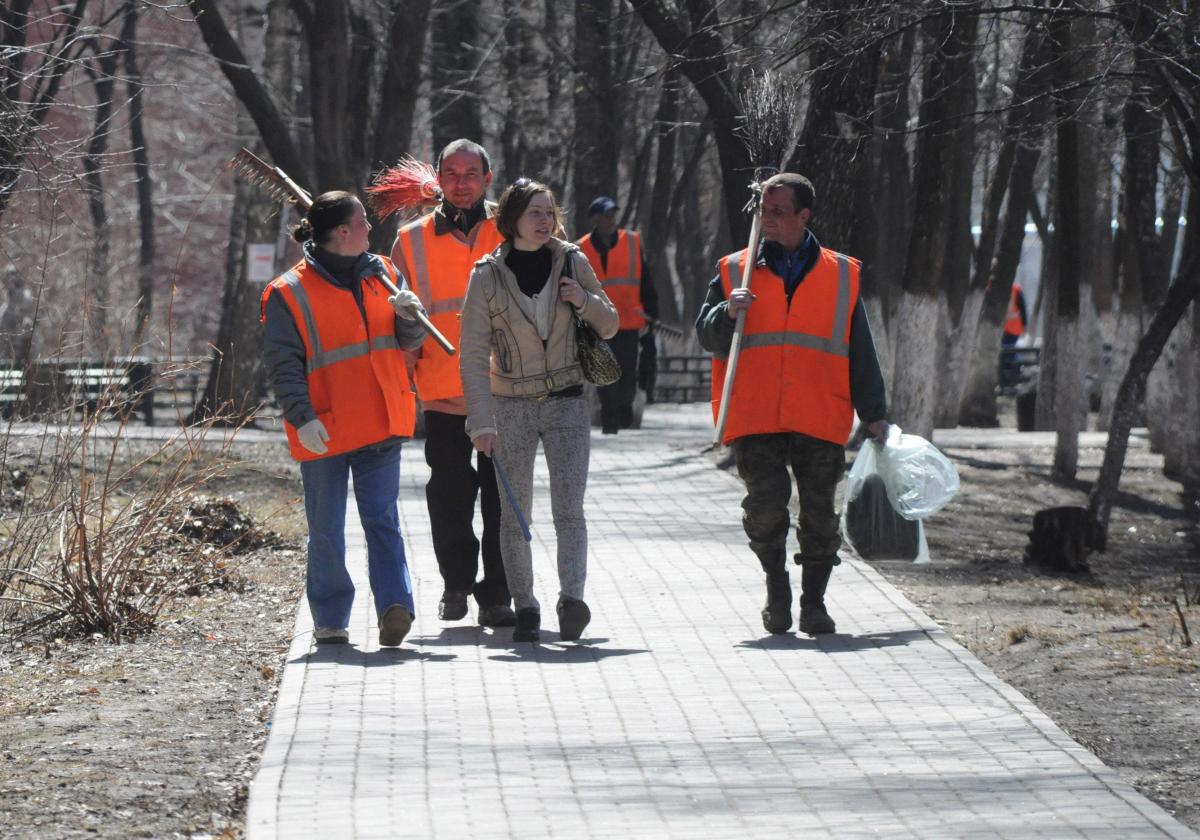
[0,384,260,641]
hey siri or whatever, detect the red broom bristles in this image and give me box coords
[366,156,442,219]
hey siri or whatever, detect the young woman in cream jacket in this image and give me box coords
[459,178,618,643]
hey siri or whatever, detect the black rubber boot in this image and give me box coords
[759,552,793,634]
[798,561,836,635]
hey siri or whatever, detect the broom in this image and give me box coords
[712,71,799,446]
[229,148,455,355]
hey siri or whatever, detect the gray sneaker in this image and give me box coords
[379,605,414,647]
[314,626,349,645]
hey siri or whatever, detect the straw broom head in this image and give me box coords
[366,156,443,220]
[737,70,799,185]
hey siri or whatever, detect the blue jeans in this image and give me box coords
[300,442,414,629]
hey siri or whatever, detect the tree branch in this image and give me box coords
[186,0,310,187]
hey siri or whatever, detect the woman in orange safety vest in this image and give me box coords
[261,191,427,648]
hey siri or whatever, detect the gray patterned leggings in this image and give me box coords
[492,394,591,611]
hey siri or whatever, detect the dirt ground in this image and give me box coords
[868,422,1200,831]
[0,435,308,839]
[0,411,1197,838]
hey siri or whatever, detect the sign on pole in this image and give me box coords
[246,243,276,283]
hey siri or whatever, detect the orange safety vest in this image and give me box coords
[261,256,416,462]
[1004,283,1025,337]
[396,212,503,401]
[710,246,860,446]
[577,229,645,330]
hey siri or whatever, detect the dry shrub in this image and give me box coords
[0,388,262,641]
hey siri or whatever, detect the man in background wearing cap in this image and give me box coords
[576,197,659,434]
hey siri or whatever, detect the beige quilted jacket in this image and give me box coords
[460,237,619,439]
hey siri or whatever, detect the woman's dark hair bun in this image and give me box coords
[292,217,315,243]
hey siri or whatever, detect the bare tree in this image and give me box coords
[630,0,754,245]
[959,21,1051,426]
[121,2,155,352]
[185,0,433,420]
[430,0,484,154]
[0,1,97,224]
[80,42,120,353]
[890,3,980,440]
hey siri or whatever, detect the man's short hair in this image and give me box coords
[437,139,491,174]
[762,172,815,213]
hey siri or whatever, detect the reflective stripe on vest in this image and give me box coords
[280,271,405,372]
[721,254,853,358]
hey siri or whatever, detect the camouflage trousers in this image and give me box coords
[732,432,846,569]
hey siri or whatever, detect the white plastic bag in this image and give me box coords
[874,425,960,520]
[841,440,927,562]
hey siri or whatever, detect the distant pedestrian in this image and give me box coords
[262,191,426,647]
[696,173,890,636]
[1002,282,1028,347]
[576,196,659,433]
[460,179,619,642]
[390,139,516,629]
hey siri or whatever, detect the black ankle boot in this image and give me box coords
[798,562,836,635]
[757,551,793,634]
[513,608,541,642]
[762,570,793,634]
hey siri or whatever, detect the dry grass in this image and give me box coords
[0,389,261,640]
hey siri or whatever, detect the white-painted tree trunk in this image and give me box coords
[1053,313,1083,479]
[1161,305,1200,485]
[862,295,892,402]
[889,291,943,440]
[939,286,986,428]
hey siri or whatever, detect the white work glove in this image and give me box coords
[388,289,424,320]
[297,418,330,455]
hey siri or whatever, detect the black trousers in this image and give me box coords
[597,328,641,432]
[423,410,509,606]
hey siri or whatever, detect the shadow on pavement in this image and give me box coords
[735,627,933,652]
[489,638,649,663]
[288,644,458,665]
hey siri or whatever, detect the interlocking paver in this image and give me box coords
[247,404,1197,839]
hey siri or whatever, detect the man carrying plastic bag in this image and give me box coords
[696,173,890,636]
[842,426,960,564]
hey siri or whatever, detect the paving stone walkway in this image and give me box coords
[247,404,1195,839]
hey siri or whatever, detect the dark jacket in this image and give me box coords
[263,241,426,428]
[695,230,887,426]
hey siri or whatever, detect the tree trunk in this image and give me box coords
[891,5,978,440]
[630,0,753,245]
[1049,10,1097,480]
[430,0,483,155]
[82,47,118,355]
[643,71,681,325]
[1160,305,1200,485]
[867,27,916,377]
[368,0,432,253]
[1099,37,1163,431]
[1087,215,1200,549]
[785,0,883,253]
[121,2,155,353]
[954,23,1049,426]
[191,0,291,424]
[572,0,622,227]
[186,0,309,189]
